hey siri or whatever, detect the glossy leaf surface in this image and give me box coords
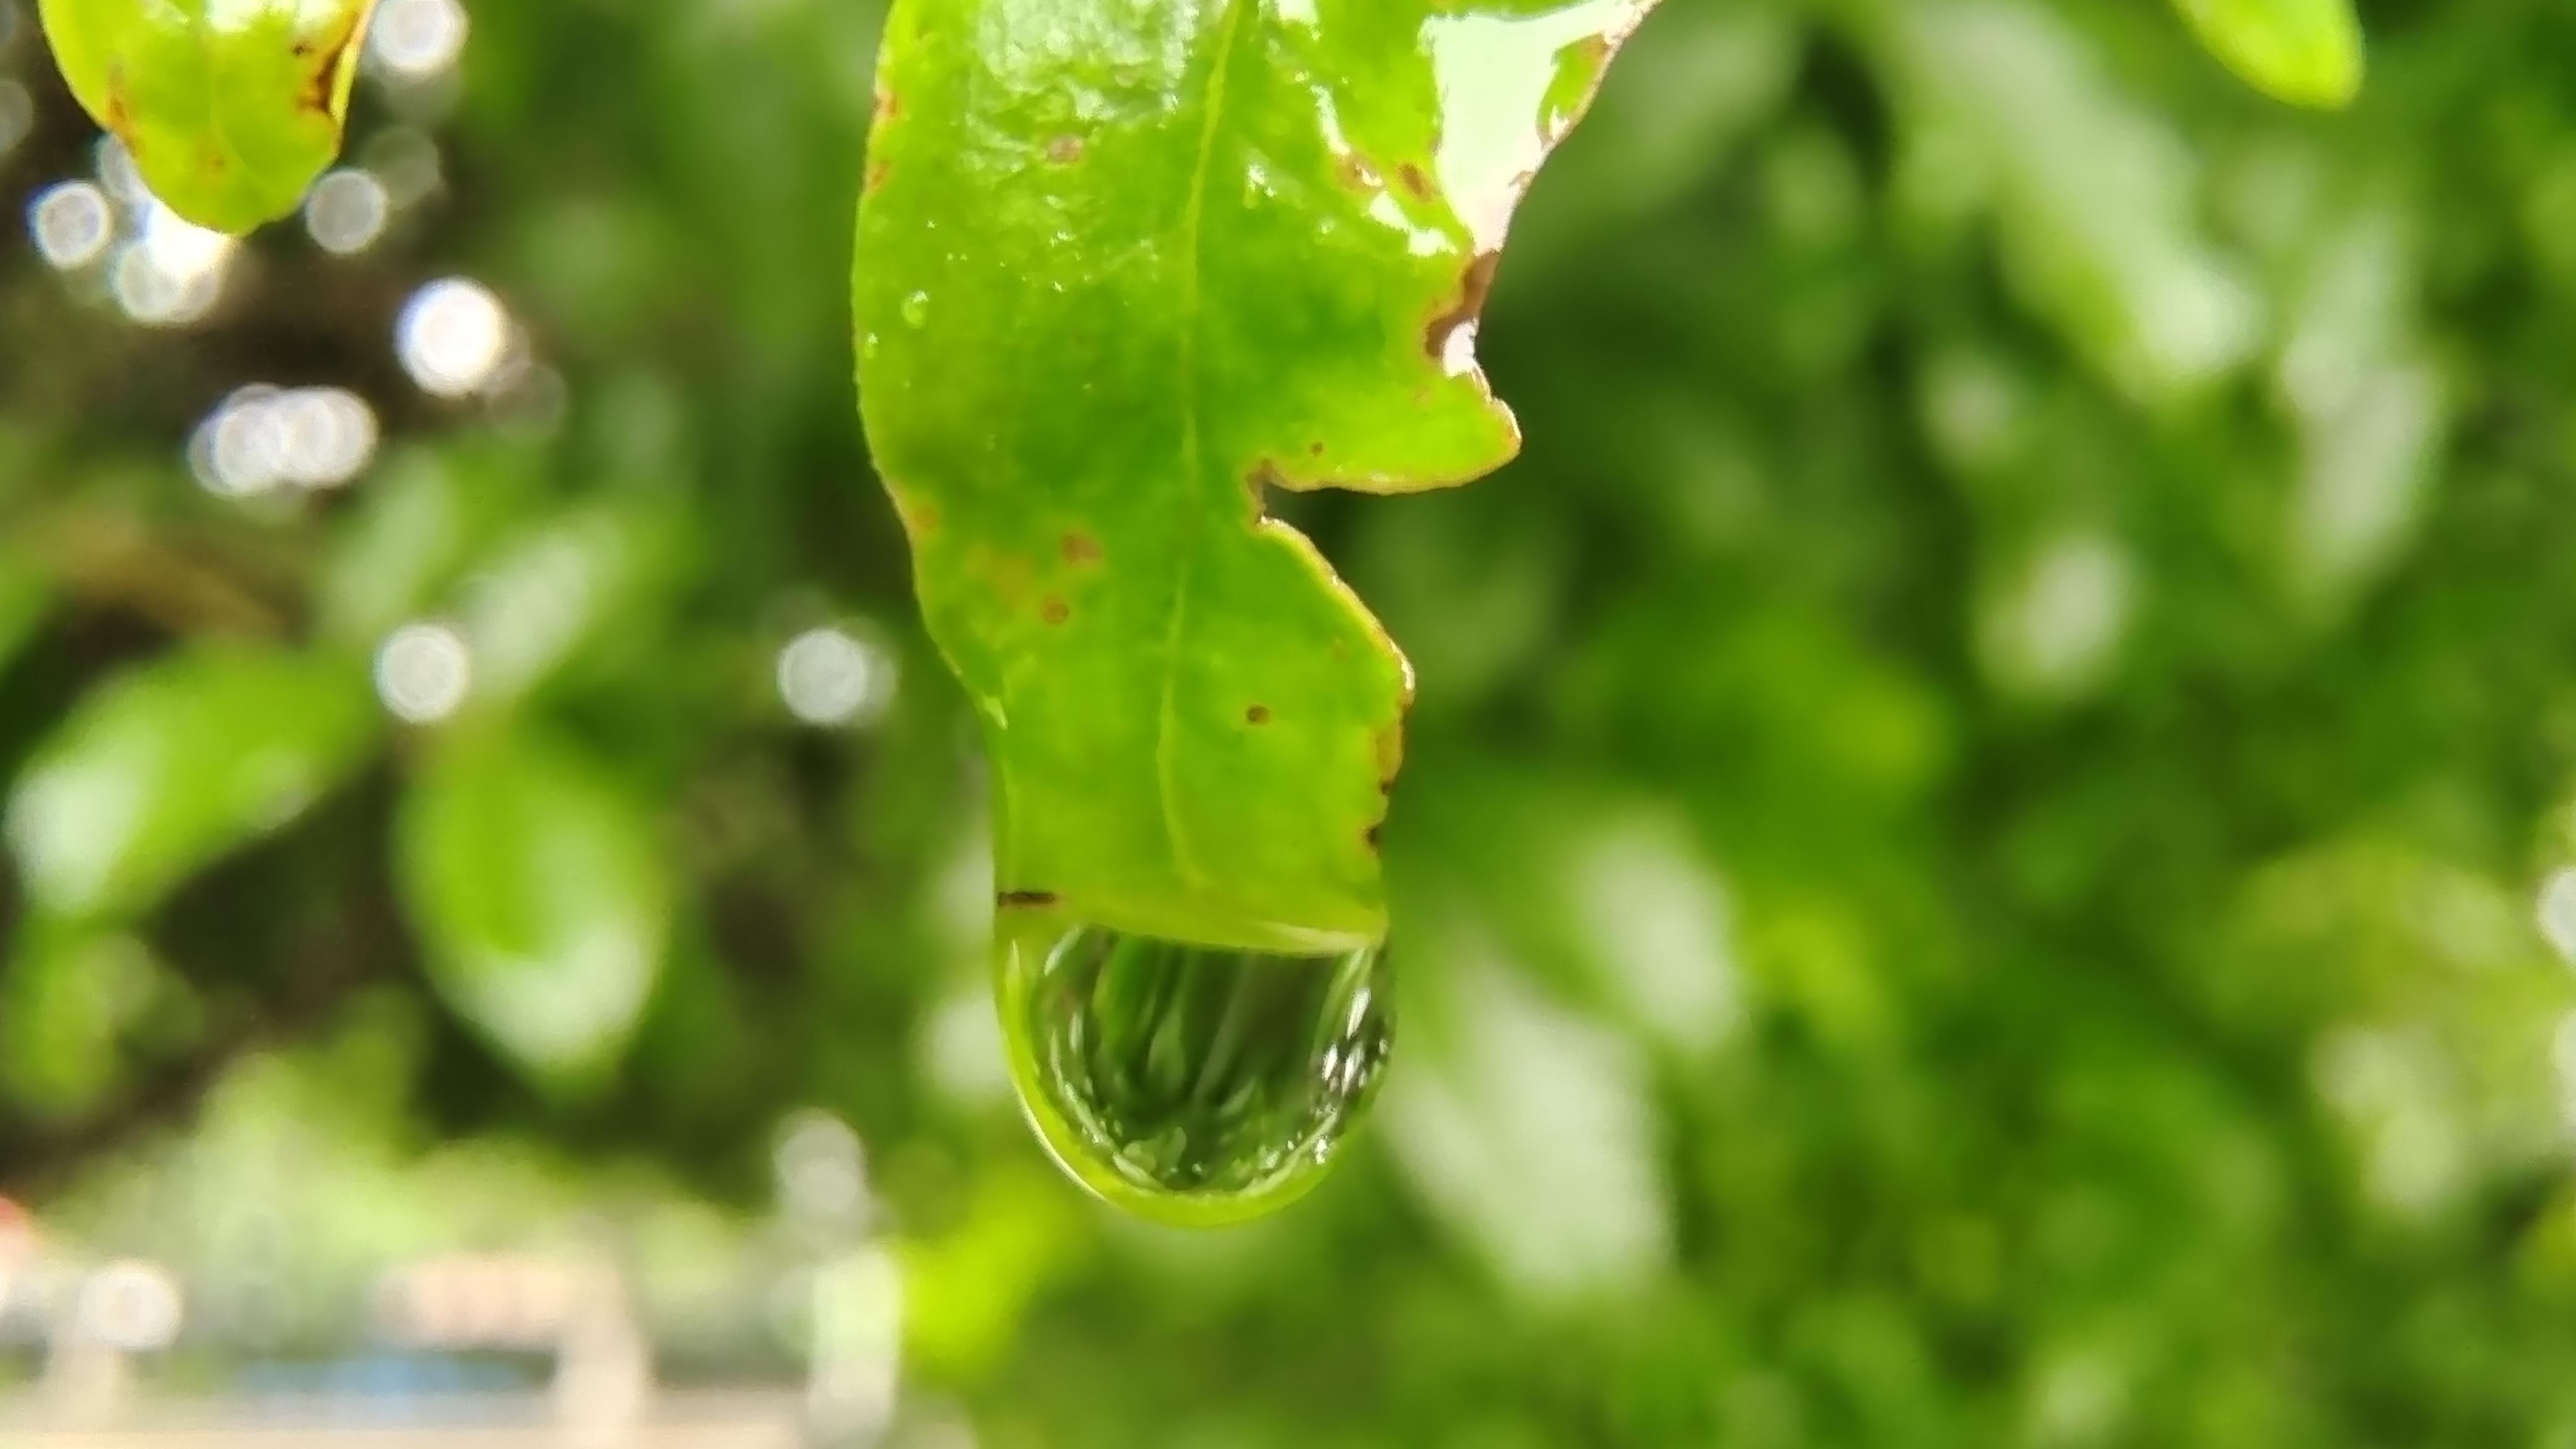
[37,0,374,233]
[2174,0,2362,108]
[855,0,1655,952]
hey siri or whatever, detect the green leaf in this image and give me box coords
[4,646,378,920]
[0,554,54,673]
[36,0,375,233]
[1378,940,1673,1304]
[316,447,486,651]
[397,728,672,1089]
[855,0,1655,952]
[0,926,160,1119]
[2174,0,2363,109]
[1885,0,2262,398]
[447,503,676,708]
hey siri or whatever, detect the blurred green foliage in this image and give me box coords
[6,0,2576,1443]
[2173,0,2363,108]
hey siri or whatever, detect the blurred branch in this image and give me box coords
[38,510,297,640]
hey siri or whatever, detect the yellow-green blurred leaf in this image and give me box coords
[2175,0,2364,109]
[36,0,375,232]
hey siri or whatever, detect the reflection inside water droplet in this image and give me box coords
[900,290,931,326]
[997,918,1392,1225]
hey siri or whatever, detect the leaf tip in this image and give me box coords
[2177,0,2365,110]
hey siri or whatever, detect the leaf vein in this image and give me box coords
[1154,0,1253,896]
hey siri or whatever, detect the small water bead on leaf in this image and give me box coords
[996,913,1393,1226]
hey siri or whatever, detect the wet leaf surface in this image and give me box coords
[855,0,1655,951]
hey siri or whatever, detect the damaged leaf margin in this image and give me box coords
[856,0,1657,952]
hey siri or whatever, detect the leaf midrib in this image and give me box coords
[180,0,251,193]
[1154,0,1255,898]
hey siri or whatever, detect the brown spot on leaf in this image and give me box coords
[1041,596,1070,625]
[1309,441,1325,456]
[1244,459,1287,518]
[874,90,903,124]
[1246,705,1271,725]
[865,159,892,193]
[294,8,367,118]
[1396,162,1433,201]
[893,494,939,539]
[998,890,1060,909]
[1364,825,1383,851]
[102,69,134,141]
[1335,153,1379,191]
[1425,251,1502,362]
[1046,134,1084,163]
[1373,723,1405,781]
[297,72,331,118]
[1061,532,1102,565]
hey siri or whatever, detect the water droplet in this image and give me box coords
[997,918,1391,1225]
[900,291,931,327]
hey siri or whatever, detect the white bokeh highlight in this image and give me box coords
[375,622,475,724]
[29,182,114,270]
[398,279,513,397]
[306,169,393,255]
[369,0,472,78]
[777,627,898,728]
[190,386,381,496]
[77,1261,185,1353]
[113,200,237,327]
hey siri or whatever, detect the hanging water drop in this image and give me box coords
[900,290,931,326]
[996,914,1392,1225]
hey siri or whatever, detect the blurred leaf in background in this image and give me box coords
[7,646,375,921]
[2174,0,2364,108]
[398,726,671,1090]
